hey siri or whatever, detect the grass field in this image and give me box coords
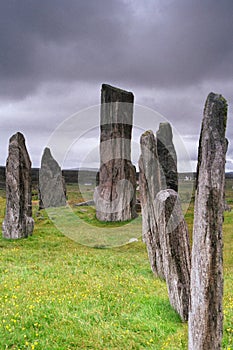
[0,180,232,349]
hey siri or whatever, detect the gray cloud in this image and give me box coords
[0,0,232,169]
[1,0,232,95]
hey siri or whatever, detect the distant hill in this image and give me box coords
[0,166,232,190]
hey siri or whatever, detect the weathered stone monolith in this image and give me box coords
[94,84,137,221]
[2,132,34,239]
[189,93,228,349]
[156,122,178,192]
[155,189,191,321]
[39,147,67,209]
[139,130,164,278]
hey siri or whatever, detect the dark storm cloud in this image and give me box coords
[0,0,128,97]
[0,0,233,99]
[0,0,232,169]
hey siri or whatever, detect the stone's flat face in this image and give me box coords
[155,189,191,322]
[139,130,164,278]
[156,122,178,192]
[2,132,34,239]
[189,93,228,349]
[95,84,137,222]
[39,147,67,209]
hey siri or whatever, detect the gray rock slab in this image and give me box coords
[155,189,191,321]
[139,130,164,278]
[189,93,228,349]
[39,147,67,209]
[2,132,34,239]
[95,84,137,221]
[156,122,178,192]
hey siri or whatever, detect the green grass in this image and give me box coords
[0,180,232,349]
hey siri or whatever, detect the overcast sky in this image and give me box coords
[0,0,232,171]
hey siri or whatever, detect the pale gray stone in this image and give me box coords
[2,132,34,239]
[39,147,66,209]
[95,84,137,221]
[139,130,164,278]
[189,93,228,349]
[156,122,178,192]
[155,189,191,321]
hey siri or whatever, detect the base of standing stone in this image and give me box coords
[94,160,137,222]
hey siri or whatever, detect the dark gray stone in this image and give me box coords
[139,130,164,278]
[155,189,191,321]
[94,84,137,221]
[39,147,67,209]
[2,132,34,239]
[189,93,228,349]
[156,122,178,192]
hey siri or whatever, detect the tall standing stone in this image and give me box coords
[94,84,137,221]
[39,147,67,209]
[156,122,178,192]
[189,93,228,349]
[155,189,191,321]
[139,130,165,278]
[2,132,34,239]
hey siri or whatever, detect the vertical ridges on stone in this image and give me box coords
[2,132,34,239]
[94,84,137,222]
[189,93,228,349]
[39,147,67,209]
[156,122,178,192]
[139,130,164,278]
[155,189,191,321]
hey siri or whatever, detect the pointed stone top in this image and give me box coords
[10,131,26,144]
[202,92,228,137]
[41,147,61,173]
[140,130,155,145]
[156,123,173,143]
[140,130,158,158]
[43,147,52,158]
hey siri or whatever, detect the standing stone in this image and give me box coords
[155,189,191,321]
[2,132,34,239]
[139,130,164,278]
[94,84,137,221]
[156,122,178,192]
[39,147,67,209]
[189,93,228,349]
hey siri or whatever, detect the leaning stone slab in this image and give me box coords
[189,93,228,349]
[156,122,178,192]
[94,84,137,221]
[155,189,191,321]
[2,132,34,239]
[39,147,67,209]
[139,130,164,278]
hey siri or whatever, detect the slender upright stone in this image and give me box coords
[139,130,164,278]
[94,84,137,221]
[155,189,191,321]
[2,132,34,239]
[189,93,228,349]
[39,147,67,209]
[156,122,178,191]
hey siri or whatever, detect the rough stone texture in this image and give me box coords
[139,130,164,278]
[155,189,191,321]
[94,84,137,221]
[39,147,67,209]
[189,93,228,349]
[2,132,34,239]
[156,122,178,192]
